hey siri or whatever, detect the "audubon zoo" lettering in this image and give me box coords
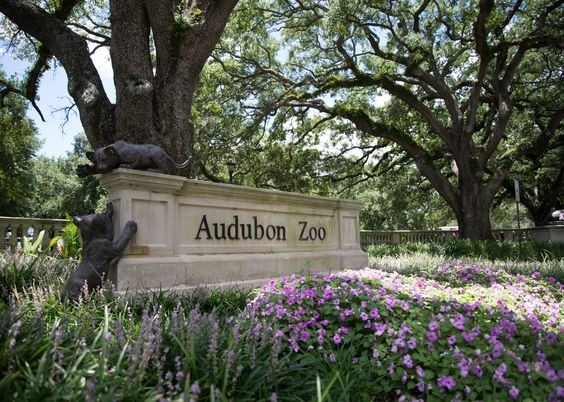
[195,215,326,242]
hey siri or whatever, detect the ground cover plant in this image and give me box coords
[366,240,564,263]
[0,249,562,401]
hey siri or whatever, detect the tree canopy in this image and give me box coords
[1,1,562,238]
[0,0,239,164]
[208,0,563,238]
[0,70,40,216]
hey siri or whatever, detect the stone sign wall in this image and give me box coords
[100,169,368,292]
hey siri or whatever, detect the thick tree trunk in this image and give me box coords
[455,195,494,239]
[0,0,116,147]
[107,0,238,167]
[450,158,499,240]
[0,0,239,174]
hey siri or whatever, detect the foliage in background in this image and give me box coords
[0,71,40,216]
[354,166,455,230]
[49,214,82,259]
[211,0,563,239]
[29,133,106,218]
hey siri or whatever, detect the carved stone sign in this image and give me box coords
[99,169,368,292]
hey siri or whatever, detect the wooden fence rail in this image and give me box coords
[1,217,67,252]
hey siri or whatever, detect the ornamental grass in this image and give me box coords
[0,252,562,401]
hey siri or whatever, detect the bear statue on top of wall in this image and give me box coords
[61,202,137,302]
[76,140,191,177]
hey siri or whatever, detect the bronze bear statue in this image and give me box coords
[76,140,191,177]
[61,203,137,302]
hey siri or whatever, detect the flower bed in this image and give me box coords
[2,254,562,401]
[239,263,563,401]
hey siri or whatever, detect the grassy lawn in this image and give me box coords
[0,242,562,401]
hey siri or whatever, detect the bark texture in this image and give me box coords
[0,0,239,166]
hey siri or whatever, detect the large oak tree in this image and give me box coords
[0,0,239,164]
[216,0,563,239]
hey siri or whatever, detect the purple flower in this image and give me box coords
[333,333,342,345]
[289,337,299,352]
[428,321,439,331]
[545,332,558,345]
[360,311,369,321]
[417,381,425,392]
[437,375,456,390]
[416,366,425,378]
[493,363,507,383]
[447,335,457,345]
[385,295,396,310]
[426,331,438,342]
[508,386,519,400]
[403,354,413,368]
[458,360,470,377]
[450,314,465,330]
[329,353,336,362]
[190,381,201,395]
[373,323,386,336]
[369,308,380,319]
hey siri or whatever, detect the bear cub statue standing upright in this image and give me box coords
[61,203,137,302]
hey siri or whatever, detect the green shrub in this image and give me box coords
[367,240,564,262]
[50,214,82,259]
[0,253,74,303]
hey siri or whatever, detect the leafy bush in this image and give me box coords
[50,214,82,259]
[0,253,74,303]
[367,240,564,261]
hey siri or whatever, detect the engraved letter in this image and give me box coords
[195,215,212,240]
[254,216,264,240]
[299,221,308,241]
[228,215,240,240]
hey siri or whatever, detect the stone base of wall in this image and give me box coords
[100,169,369,293]
[111,249,368,293]
[530,225,564,244]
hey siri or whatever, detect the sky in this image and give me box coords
[0,47,114,157]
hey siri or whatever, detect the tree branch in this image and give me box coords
[0,0,115,146]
